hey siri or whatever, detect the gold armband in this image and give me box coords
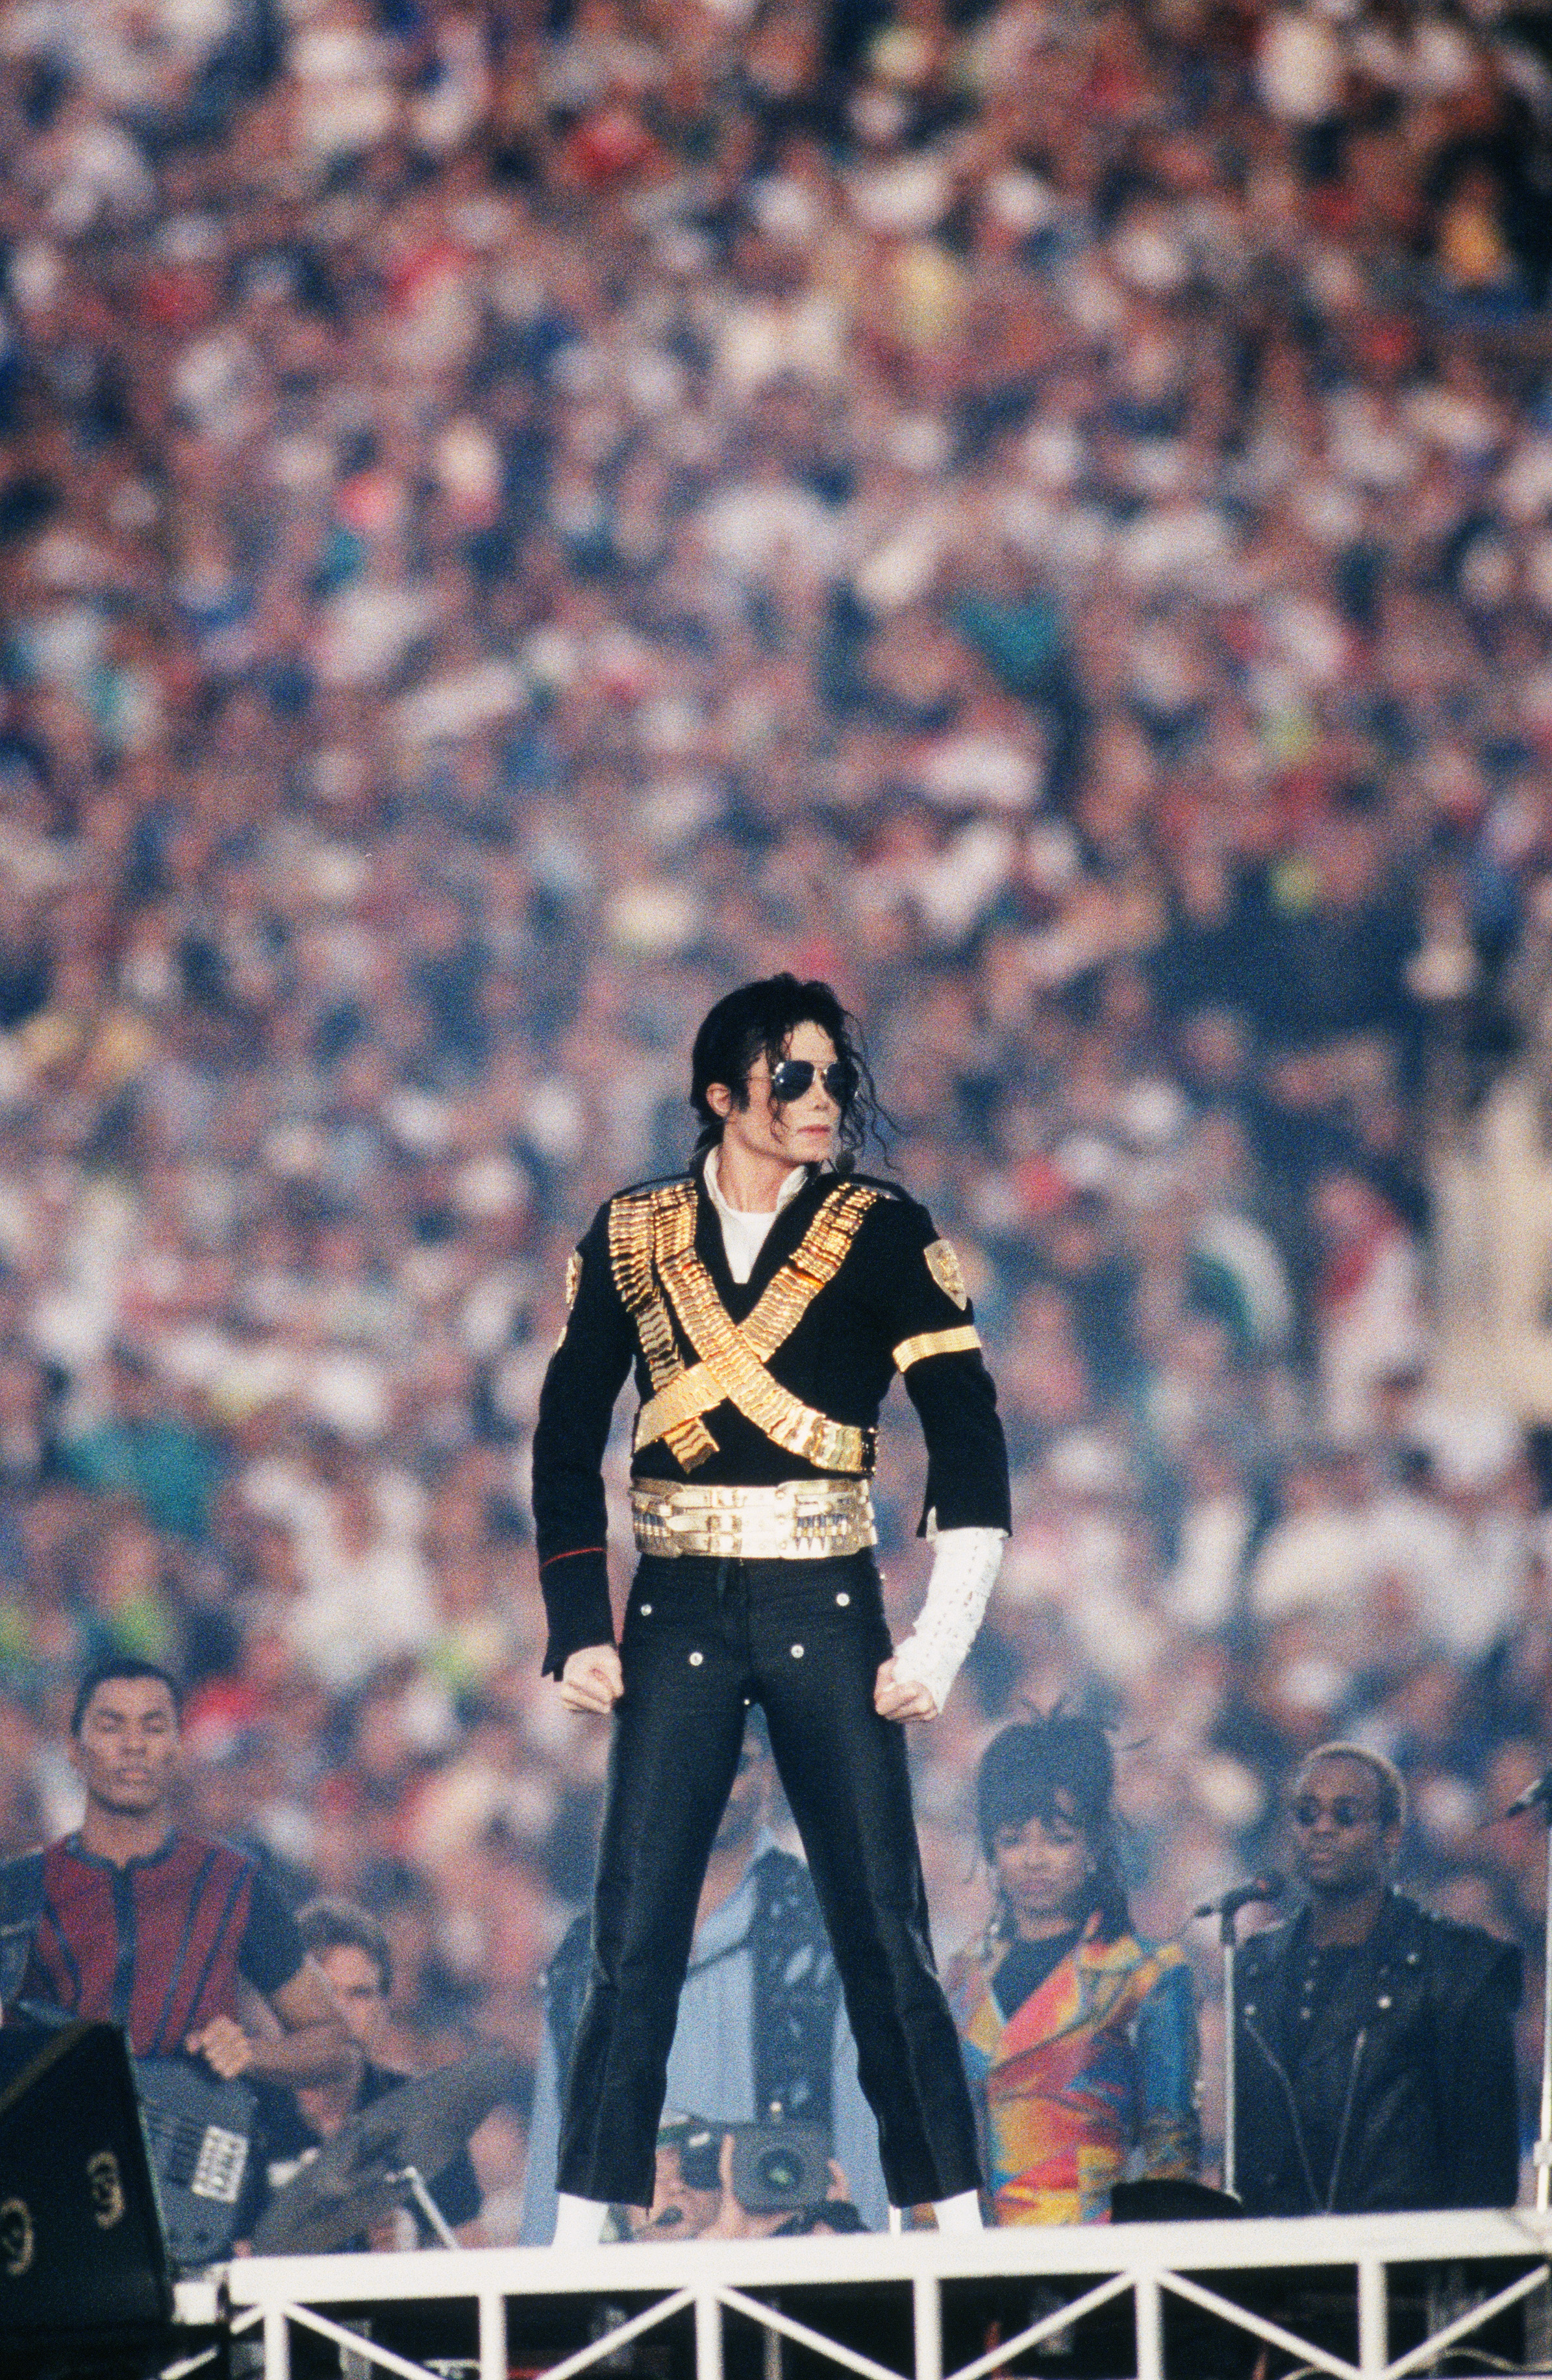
[893,1324,982,1373]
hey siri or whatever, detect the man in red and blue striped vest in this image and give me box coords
[3,1657,348,2088]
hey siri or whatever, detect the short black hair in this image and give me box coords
[975,1712,1131,1940]
[71,1657,183,1737]
[688,974,886,1166]
[297,1897,392,1994]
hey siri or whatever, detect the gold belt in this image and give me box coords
[630,1479,877,1561]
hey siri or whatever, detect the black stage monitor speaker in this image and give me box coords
[0,2020,171,2340]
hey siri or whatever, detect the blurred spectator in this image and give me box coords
[63,1341,221,1540]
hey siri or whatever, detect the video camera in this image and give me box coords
[677,2119,831,2214]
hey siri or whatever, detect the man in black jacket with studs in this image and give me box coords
[1234,1743,1521,2215]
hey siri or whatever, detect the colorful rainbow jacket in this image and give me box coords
[945,1913,1200,2224]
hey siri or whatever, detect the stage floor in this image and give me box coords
[163,2207,1552,2380]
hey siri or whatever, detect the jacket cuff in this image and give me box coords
[539,1549,616,1678]
[917,1480,1013,1535]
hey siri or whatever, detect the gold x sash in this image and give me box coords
[608,1182,716,1471]
[614,1179,881,1473]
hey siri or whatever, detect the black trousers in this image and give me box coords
[555,1549,983,2210]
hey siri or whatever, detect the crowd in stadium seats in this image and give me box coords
[3,0,1552,2223]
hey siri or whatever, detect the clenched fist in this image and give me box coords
[873,1656,939,1723]
[560,1645,624,1714]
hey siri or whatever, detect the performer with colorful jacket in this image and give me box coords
[945,1714,1200,2224]
[531,972,1012,2240]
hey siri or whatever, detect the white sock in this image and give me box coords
[552,2192,609,2247]
[931,2189,983,2234]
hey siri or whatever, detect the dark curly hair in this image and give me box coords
[975,1711,1132,1942]
[688,973,889,1169]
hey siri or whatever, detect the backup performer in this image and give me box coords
[1234,1743,1521,2214]
[945,1713,1200,2224]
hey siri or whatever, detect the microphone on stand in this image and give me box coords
[1192,1874,1284,1922]
[1497,1768,1552,2210]
[1499,1771,1552,1821]
[1194,1874,1284,2201]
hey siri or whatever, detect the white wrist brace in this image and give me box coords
[890,1524,1005,1713]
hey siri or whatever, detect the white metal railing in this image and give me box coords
[161,2207,1552,2380]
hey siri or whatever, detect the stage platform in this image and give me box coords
[162,2209,1552,2380]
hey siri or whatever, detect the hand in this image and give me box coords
[560,1643,624,1714]
[874,1655,939,1724]
[186,2015,253,2079]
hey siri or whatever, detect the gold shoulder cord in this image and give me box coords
[641,1184,881,1473]
[608,1185,718,1470]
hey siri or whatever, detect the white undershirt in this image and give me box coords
[703,1145,808,1284]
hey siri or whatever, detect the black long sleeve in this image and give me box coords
[531,1202,635,1675]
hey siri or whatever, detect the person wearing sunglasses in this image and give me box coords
[1233,1741,1521,2216]
[531,972,1010,2243]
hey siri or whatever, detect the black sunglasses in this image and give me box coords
[1291,1796,1383,1830]
[759,1058,857,1106]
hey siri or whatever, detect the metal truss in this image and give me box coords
[169,2206,1552,2380]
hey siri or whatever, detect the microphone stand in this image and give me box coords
[1536,1812,1552,2212]
[1194,1881,1280,2198]
[1220,1903,1243,2200]
[392,2164,459,2249]
[1492,1774,1552,2211]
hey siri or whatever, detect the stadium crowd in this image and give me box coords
[2,0,1552,2224]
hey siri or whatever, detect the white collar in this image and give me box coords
[702,1143,809,1225]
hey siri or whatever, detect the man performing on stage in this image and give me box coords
[532,972,1011,2241]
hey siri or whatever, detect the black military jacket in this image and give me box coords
[531,1159,1011,1675]
[1233,1890,1522,2215]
